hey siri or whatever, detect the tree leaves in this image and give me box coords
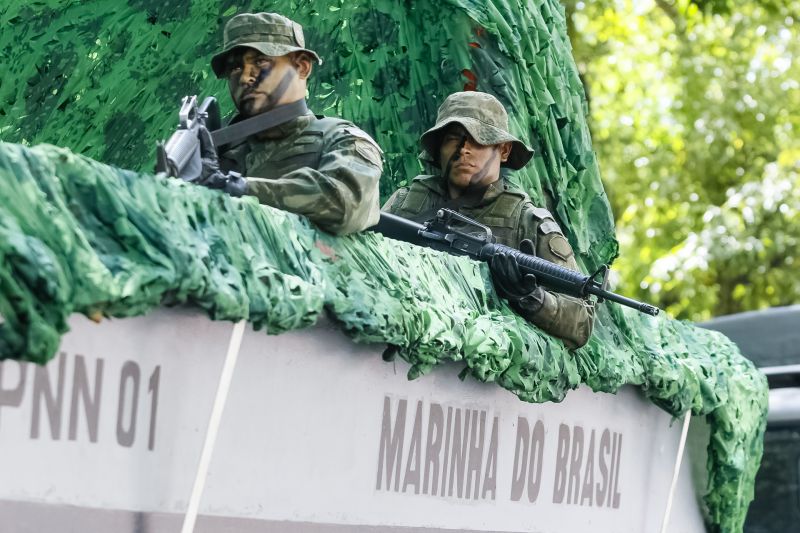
[567,0,800,319]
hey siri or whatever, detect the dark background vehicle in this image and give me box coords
[701,305,800,533]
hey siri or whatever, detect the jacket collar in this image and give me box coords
[414,175,514,207]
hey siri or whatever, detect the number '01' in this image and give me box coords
[116,362,160,450]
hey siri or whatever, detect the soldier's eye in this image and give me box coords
[225,57,243,74]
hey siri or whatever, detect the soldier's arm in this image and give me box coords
[517,207,595,349]
[381,187,409,213]
[244,127,383,235]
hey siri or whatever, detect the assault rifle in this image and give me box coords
[155,94,310,182]
[155,95,221,182]
[373,209,660,316]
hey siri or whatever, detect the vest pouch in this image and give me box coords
[398,188,432,216]
[479,215,516,229]
[271,133,323,162]
[249,134,323,177]
[469,192,527,247]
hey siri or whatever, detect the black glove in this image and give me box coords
[196,126,247,197]
[489,239,545,313]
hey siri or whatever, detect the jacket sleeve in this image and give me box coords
[244,126,383,235]
[515,207,595,349]
[381,187,409,212]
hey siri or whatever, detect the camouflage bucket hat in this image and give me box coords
[420,91,534,170]
[211,12,323,78]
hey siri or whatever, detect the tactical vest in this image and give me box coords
[222,116,351,181]
[390,176,532,247]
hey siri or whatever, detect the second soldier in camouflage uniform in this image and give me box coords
[196,12,383,235]
[383,92,594,348]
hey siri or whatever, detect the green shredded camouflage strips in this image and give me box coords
[0,0,766,531]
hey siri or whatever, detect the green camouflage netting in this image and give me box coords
[0,1,766,532]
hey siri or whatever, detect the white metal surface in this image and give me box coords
[767,387,800,424]
[761,364,800,376]
[0,308,706,532]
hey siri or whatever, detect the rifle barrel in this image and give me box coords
[589,288,660,316]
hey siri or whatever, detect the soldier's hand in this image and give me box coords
[515,239,545,312]
[489,244,545,314]
[196,126,247,197]
[489,252,538,299]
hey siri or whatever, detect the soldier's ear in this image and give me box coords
[290,52,313,79]
[498,142,513,162]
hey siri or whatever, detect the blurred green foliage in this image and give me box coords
[564,0,800,320]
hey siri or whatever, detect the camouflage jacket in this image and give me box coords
[219,110,383,235]
[383,175,594,348]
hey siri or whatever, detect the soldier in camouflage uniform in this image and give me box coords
[196,12,383,235]
[383,92,594,348]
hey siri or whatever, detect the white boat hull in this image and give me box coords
[0,308,706,532]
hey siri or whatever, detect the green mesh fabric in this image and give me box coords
[0,1,766,531]
[0,0,615,272]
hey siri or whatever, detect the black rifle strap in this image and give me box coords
[210,98,309,149]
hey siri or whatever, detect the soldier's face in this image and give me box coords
[439,125,511,191]
[225,49,305,116]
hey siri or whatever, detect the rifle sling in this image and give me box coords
[210,99,309,148]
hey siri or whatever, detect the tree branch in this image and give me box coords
[655,0,687,36]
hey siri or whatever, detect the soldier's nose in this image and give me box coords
[240,65,257,85]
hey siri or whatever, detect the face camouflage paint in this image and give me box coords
[229,52,304,116]
[264,68,297,109]
[467,147,499,186]
[252,63,274,86]
[441,129,503,193]
[443,134,467,182]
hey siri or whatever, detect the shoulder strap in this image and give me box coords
[211,99,309,148]
[307,115,351,135]
[488,190,527,217]
[529,206,554,220]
